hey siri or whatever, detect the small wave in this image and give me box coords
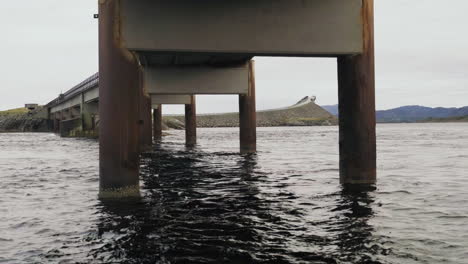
[436,215,468,219]
[311,168,339,173]
[378,190,412,195]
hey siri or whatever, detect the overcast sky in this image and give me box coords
[1,0,467,113]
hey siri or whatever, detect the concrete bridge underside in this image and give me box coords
[96,0,376,197]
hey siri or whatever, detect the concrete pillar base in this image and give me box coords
[342,184,377,193]
[239,60,256,154]
[153,105,162,142]
[98,185,141,199]
[185,96,197,147]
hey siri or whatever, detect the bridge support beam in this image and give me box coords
[239,60,256,154]
[98,0,140,198]
[153,105,162,142]
[337,0,376,187]
[185,96,197,147]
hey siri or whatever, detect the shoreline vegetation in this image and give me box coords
[419,115,468,123]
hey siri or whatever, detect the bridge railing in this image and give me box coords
[47,73,99,107]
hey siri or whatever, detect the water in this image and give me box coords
[1,123,467,263]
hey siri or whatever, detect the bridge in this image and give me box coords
[48,0,376,198]
[48,73,99,136]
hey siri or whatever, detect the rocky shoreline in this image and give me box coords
[0,107,50,133]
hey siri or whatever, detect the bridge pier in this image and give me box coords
[139,88,153,151]
[93,0,375,197]
[185,96,197,147]
[81,96,98,132]
[239,60,256,154]
[153,105,162,142]
[337,0,376,187]
[53,113,60,133]
[98,0,140,198]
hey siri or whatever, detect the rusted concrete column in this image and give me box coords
[239,60,257,154]
[153,105,162,142]
[139,85,152,151]
[99,0,141,198]
[337,0,376,186]
[185,96,197,147]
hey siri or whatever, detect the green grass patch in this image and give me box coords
[0,107,29,116]
[423,115,468,122]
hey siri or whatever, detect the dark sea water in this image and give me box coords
[1,123,467,264]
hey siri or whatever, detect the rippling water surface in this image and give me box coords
[1,123,467,263]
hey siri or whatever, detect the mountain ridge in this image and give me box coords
[321,104,468,123]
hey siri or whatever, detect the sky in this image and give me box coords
[0,0,467,114]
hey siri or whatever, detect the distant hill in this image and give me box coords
[321,104,468,123]
[321,105,339,116]
[376,105,468,122]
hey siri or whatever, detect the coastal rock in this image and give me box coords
[0,107,49,132]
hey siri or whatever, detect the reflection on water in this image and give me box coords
[1,124,468,263]
[89,144,379,263]
[333,190,381,263]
